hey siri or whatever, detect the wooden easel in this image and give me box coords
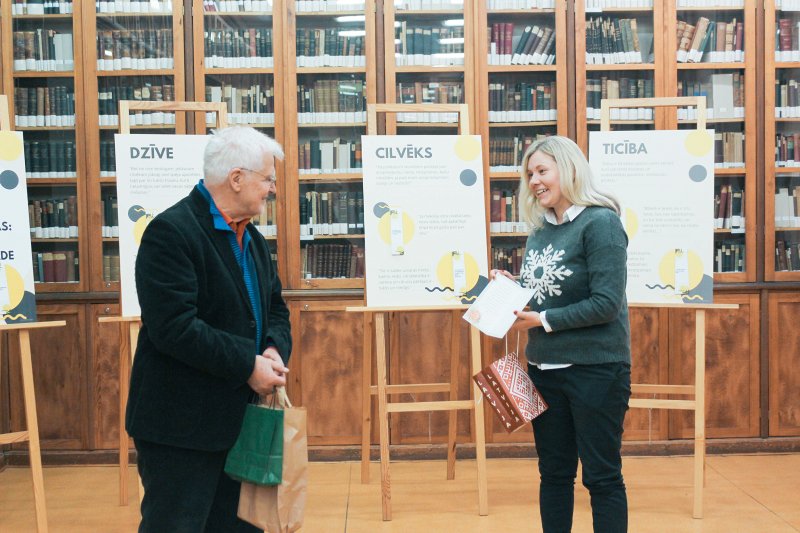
[0,94,67,533]
[348,103,488,521]
[601,97,739,519]
[99,101,227,505]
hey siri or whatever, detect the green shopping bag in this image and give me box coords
[225,397,284,486]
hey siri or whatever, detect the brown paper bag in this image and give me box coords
[238,388,308,532]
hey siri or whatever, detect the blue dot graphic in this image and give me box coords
[460,169,477,186]
[688,165,707,182]
[0,170,19,190]
[373,202,391,218]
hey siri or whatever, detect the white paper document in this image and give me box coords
[462,275,535,338]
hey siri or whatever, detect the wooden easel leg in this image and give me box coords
[18,330,49,533]
[361,312,373,484]
[693,310,706,519]
[446,310,461,480]
[375,313,392,521]
[119,323,131,506]
[469,326,488,516]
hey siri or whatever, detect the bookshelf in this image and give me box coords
[766,0,800,280]
[284,0,376,290]
[81,0,186,291]
[192,0,286,280]
[667,0,756,281]
[0,0,88,291]
[474,1,567,289]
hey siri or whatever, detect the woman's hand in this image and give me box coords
[489,269,516,281]
[511,310,542,331]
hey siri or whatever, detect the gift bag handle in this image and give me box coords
[504,331,520,357]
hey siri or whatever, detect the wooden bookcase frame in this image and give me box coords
[191,0,288,282]
[0,0,89,292]
[283,0,377,290]
[765,0,800,281]
[81,0,187,292]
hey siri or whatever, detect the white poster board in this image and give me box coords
[0,131,37,323]
[362,135,489,307]
[116,134,210,316]
[589,129,714,304]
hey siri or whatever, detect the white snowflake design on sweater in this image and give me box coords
[520,244,573,305]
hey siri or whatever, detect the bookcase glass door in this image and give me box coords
[194,0,283,272]
[285,0,376,289]
[2,0,87,291]
[767,0,800,280]
[475,1,566,278]
[82,0,186,291]
[575,1,662,154]
[670,0,755,281]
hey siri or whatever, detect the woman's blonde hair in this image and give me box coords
[518,135,620,229]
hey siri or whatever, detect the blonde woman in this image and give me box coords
[491,135,631,533]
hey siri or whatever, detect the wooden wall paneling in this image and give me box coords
[7,304,88,450]
[289,300,366,446]
[387,311,472,445]
[624,306,669,441]
[768,291,800,436]
[88,303,124,450]
[668,293,760,439]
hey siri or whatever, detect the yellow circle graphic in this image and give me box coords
[435,252,480,293]
[658,250,704,291]
[622,208,639,240]
[0,131,24,161]
[454,136,481,161]
[684,130,713,157]
[133,215,154,245]
[377,211,415,245]
[2,264,25,311]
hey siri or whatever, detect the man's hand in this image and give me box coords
[246,349,289,394]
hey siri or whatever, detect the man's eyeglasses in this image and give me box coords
[239,167,277,185]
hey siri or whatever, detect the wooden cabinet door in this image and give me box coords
[769,292,800,436]
[88,302,126,450]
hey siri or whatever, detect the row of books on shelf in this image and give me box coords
[301,243,364,280]
[490,188,529,234]
[28,197,79,239]
[97,0,172,14]
[774,133,800,167]
[585,17,647,65]
[100,140,116,175]
[100,197,118,233]
[204,29,274,68]
[396,81,463,123]
[488,0,554,9]
[488,23,555,67]
[98,82,176,125]
[253,198,278,237]
[488,82,557,123]
[11,0,72,15]
[586,77,654,120]
[776,240,800,271]
[776,18,800,61]
[24,140,77,177]
[205,83,275,123]
[677,73,745,121]
[99,112,177,128]
[203,0,271,12]
[775,186,800,228]
[393,0,463,10]
[32,251,79,283]
[297,80,366,117]
[676,18,744,64]
[715,242,744,273]
[714,132,745,168]
[299,191,364,236]
[489,133,547,171]
[490,245,524,277]
[775,78,800,117]
[714,184,744,231]
[12,31,74,72]
[777,0,800,10]
[14,86,75,128]
[394,24,464,67]
[298,138,362,173]
[297,29,364,67]
[677,0,742,6]
[96,30,174,71]
[102,252,121,282]
[586,0,652,8]
[296,0,365,12]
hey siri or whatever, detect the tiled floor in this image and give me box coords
[1,454,798,532]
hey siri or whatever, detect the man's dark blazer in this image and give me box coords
[125,186,292,451]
